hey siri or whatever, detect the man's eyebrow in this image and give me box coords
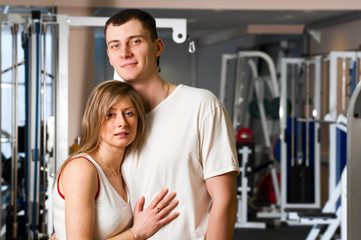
[107,39,119,46]
[107,35,144,46]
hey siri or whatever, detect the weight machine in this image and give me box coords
[0,11,187,239]
[280,57,322,219]
[220,51,282,228]
[280,51,361,239]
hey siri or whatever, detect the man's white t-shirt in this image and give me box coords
[122,84,239,239]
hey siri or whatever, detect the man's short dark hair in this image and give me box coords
[104,9,160,69]
[104,9,158,41]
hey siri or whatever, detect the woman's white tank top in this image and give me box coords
[52,154,133,239]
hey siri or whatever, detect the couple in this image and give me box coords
[52,9,239,240]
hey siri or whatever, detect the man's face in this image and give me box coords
[106,19,163,82]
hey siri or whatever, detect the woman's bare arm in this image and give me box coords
[61,158,99,240]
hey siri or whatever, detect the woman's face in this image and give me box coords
[100,96,138,150]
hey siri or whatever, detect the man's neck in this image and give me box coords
[126,76,168,113]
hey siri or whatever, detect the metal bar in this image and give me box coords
[314,56,322,209]
[66,16,187,44]
[32,21,41,235]
[41,22,47,234]
[11,23,19,238]
[297,118,336,124]
[238,51,279,98]
[0,14,2,232]
[291,64,295,167]
[219,54,236,105]
[305,63,310,167]
[341,58,347,112]
[55,15,69,171]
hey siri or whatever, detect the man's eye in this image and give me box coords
[131,39,140,45]
[111,44,119,49]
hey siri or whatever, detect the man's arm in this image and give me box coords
[205,171,238,240]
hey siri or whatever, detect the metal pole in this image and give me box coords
[41,23,47,235]
[305,63,310,168]
[291,64,296,167]
[0,14,3,232]
[11,22,19,239]
[341,58,347,112]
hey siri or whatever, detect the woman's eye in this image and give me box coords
[107,113,115,118]
[125,112,134,116]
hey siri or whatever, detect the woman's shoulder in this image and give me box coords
[62,156,98,179]
[60,155,99,197]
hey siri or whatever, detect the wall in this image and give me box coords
[309,18,361,54]
[57,7,96,149]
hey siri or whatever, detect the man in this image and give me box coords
[105,9,239,240]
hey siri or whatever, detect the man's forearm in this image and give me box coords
[205,196,237,240]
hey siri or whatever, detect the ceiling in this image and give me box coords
[2,5,361,44]
[95,8,361,39]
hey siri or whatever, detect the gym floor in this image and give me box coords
[233,224,312,240]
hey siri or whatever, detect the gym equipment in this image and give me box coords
[11,23,20,239]
[280,57,322,222]
[220,51,283,226]
[235,142,266,229]
[236,127,254,143]
[258,173,281,204]
[281,52,361,240]
[347,68,361,240]
[305,115,348,240]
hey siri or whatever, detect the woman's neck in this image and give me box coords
[93,146,125,176]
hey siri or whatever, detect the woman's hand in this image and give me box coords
[49,233,58,240]
[130,188,180,240]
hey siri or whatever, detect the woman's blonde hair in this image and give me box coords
[56,80,145,177]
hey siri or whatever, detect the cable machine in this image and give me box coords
[0,12,57,239]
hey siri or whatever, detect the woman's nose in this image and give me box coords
[117,115,127,127]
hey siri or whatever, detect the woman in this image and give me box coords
[52,80,179,239]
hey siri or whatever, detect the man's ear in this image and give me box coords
[155,38,164,57]
[106,48,113,67]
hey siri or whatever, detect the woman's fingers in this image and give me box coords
[158,211,180,227]
[131,189,180,239]
[148,188,168,209]
[157,198,179,218]
[155,192,177,214]
[134,196,145,214]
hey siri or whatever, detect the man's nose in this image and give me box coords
[120,45,131,58]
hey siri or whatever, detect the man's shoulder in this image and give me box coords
[178,84,219,103]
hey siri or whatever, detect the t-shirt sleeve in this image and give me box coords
[199,100,240,180]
